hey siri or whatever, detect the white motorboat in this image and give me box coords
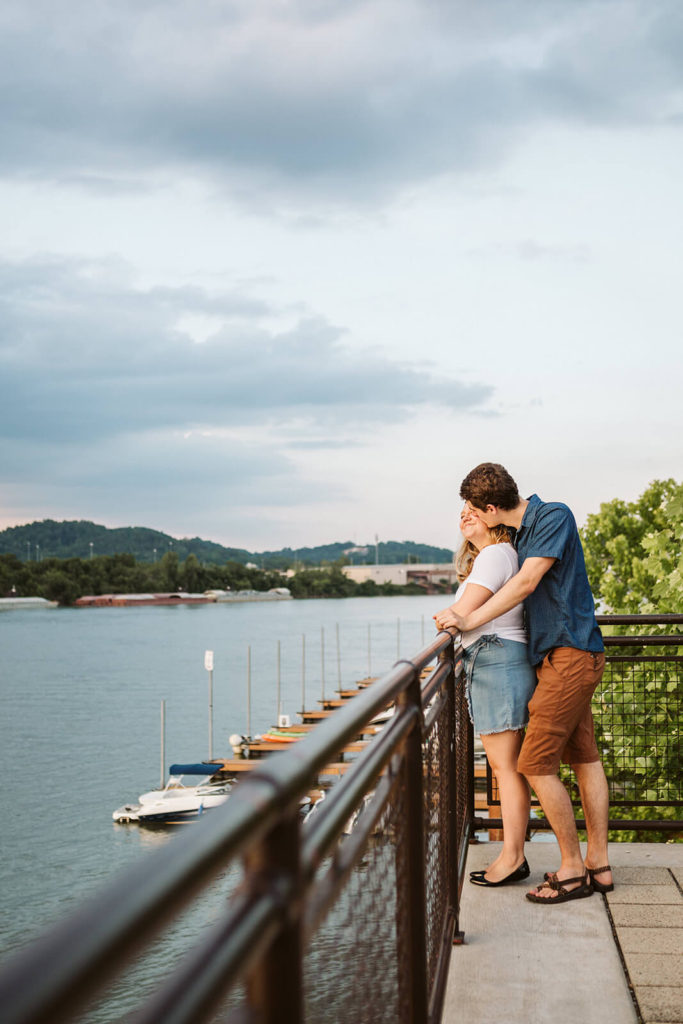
[302,790,326,826]
[370,705,395,725]
[113,763,233,825]
[301,790,377,836]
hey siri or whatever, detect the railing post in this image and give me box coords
[396,671,429,1024]
[452,646,473,943]
[441,638,461,935]
[244,808,304,1024]
[465,714,475,841]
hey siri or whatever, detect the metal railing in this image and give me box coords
[484,615,683,834]
[0,631,473,1024]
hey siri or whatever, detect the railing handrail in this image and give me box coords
[0,631,457,1024]
[596,614,683,624]
[597,613,683,648]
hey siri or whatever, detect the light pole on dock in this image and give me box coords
[300,634,306,713]
[368,623,372,676]
[205,650,214,759]
[160,699,166,789]
[336,622,342,693]
[276,640,281,724]
[246,646,252,740]
[321,626,325,702]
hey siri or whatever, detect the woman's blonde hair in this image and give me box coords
[454,525,511,583]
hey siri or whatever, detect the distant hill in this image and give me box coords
[0,520,454,568]
[252,539,454,569]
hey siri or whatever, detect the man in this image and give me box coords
[435,462,613,903]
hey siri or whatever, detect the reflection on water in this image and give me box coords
[76,863,243,1024]
[304,838,401,1024]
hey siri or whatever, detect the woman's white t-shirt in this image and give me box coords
[453,542,527,649]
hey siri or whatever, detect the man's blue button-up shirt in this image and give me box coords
[515,494,604,666]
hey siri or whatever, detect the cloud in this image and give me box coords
[1,1,681,205]
[0,255,492,445]
[465,239,592,264]
[0,254,492,535]
[0,430,334,541]
[515,240,590,263]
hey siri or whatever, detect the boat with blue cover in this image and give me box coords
[113,763,233,825]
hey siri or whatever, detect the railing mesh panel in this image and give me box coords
[454,665,473,847]
[423,695,450,993]
[586,653,682,807]
[485,649,682,822]
[302,775,409,1024]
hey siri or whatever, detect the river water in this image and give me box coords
[0,593,444,1017]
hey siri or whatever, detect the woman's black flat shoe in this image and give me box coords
[469,858,530,887]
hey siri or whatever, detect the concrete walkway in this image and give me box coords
[443,842,682,1024]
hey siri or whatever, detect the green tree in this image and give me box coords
[160,550,180,591]
[181,553,201,592]
[580,479,682,841]
[40,568,80,605]
[640,484,683,612]
[0,554,25,596]
[580,478,679,612]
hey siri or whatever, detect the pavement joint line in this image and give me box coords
[669,867,683,899]
[603,891,644,1024]
[444,844,682,1024]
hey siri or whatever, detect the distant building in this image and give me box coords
[342,563,458,591]
[343,546,370,558]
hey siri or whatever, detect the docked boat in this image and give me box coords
[259,726,309,743]
[113,763,233,825]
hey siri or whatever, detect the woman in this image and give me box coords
[434,505,537,887]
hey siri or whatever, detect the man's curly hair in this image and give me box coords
[460,463,520,511]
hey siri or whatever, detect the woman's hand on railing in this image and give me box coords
[433,605,466,633]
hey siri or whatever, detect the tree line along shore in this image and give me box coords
[0,550,430,605]
[1,478,680,610]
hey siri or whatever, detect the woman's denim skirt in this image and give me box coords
[462,635,537,736]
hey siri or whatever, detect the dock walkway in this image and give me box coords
[444,841,682,1024]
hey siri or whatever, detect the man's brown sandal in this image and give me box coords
[543,865,614,894]
[587,865,614,893]
[527,871,593,904]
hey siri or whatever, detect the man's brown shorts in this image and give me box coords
[516,647,605,776]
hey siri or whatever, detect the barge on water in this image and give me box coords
[76,592,212,607]
[76,588,292,607]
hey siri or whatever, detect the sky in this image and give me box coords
[1,0,682,553]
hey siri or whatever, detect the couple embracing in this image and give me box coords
[434,463,613,904]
